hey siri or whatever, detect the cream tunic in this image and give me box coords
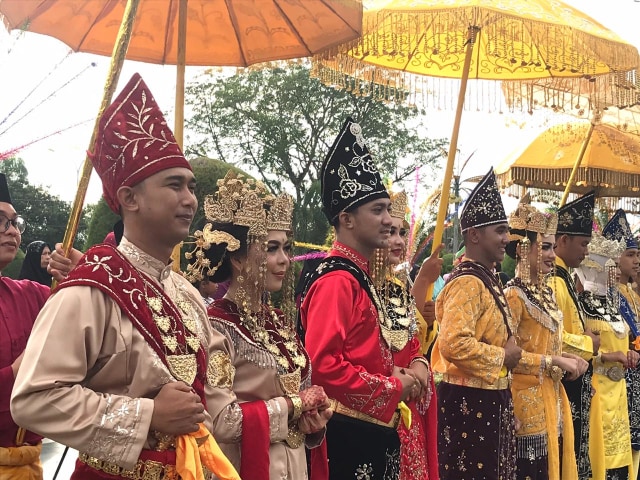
[10,238,227,471]
[206,308,322,480]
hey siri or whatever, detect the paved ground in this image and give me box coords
[41,441,77,480]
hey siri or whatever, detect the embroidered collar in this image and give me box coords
[118,236,174,281]
[331,241,369,273]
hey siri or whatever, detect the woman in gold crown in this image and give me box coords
[575,230,639,480]
[370,191,440,480]
[504,202,585,480]
[185,172,332,480]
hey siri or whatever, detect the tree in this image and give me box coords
[0,157,90,250]
[184,64,447,243]
[83,196,119,249]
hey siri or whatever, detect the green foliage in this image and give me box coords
[0,157,90,250]
[442,253,454,274]
[501,254,516,278]
[2,248,24,279]
[84,197,119,249]
[184,63,446,245]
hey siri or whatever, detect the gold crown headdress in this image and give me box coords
[185,171,294,282]
[389,191,409,220]
[588,230,626,259]
[508,204,558,241]
[508,196,558,286]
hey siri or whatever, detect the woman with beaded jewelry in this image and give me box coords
[370,191,440,480]
[185,172,332,480]
[504,203,584,480]
[603,209,640,478]
[575,231,639,480]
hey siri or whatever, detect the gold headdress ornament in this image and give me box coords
[389,191,409,220]
[508,202,558,241]
[588,230,626,259]
[508,195,558,286]
[184,171,294,282]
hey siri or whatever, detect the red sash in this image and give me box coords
[56,244,207,402]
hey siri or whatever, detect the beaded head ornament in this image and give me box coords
[576,229,626,313]
[507,197,558,286]
[185,171,294,283]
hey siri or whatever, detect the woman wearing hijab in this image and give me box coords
[18,241,52,287]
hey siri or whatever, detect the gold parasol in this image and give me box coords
[313,0,639,293]
[502,72,640,205]
[496,119,640,200]
[0,0,363,268]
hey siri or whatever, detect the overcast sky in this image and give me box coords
[0,0,638,210]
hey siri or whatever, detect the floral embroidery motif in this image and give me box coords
[338,164,373,200]
[86,395,142,465]
[207,350,235,388]
[355,463,373,479]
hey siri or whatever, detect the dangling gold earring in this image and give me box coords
[520,237,531,285]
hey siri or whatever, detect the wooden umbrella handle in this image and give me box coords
[54,0,142,289]
[425,26,479,302]
[559,121,596,207]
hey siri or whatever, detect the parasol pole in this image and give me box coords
[55,0,141,286]
[425,25,479,301]
[170,0,188,271]
[559,117,598,207]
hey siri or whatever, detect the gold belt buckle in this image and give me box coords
[606,366,625,382]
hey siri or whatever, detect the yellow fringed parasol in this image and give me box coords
[502,72,640,206]
[496,119,640,198]
[0,0,363,270]
[313,0,639,299]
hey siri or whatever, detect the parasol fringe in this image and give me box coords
[496,166,640,197]
[315,6,640,105]
[312,54,639,110]
[502,185,640,214]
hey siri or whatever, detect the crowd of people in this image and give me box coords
[1,73,640,480]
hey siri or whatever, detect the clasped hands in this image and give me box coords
[393,363,430,402]
[295,385,333,435]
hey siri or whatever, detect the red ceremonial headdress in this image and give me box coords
[91,73,192,213]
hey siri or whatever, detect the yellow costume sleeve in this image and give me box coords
[434,276,506,384]
[549,275,593,360]
[505,287,544,376]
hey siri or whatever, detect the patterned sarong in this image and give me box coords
[437,382,516,480]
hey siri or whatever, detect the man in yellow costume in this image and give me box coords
[603,208,640,478]
[550,191,604,480]
[432,169,521,480]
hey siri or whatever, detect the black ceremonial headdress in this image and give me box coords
[320,117,389,223]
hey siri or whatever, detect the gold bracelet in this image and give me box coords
[544,355,552,372]
[410,357,430,370]
[288,394,302,421]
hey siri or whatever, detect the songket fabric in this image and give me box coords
[383,279,439,480]
[619,284,640,452]
[505,283,577,480]
[10,238,222,477]
[205,298,322,480]
[432,262,517,480]
[0,276,49,478]
[581,291,633,480]
[300,243,403,480]
[549,257,600,479]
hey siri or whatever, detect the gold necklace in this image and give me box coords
[333,243,368,271]
[239,304,308,372]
